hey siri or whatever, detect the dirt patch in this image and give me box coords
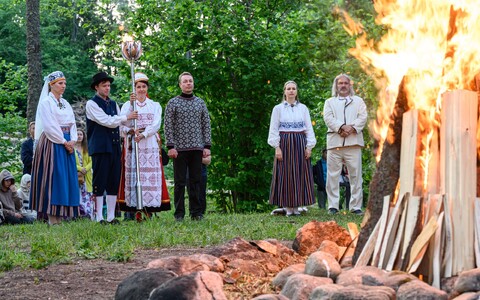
[0,247,210,300]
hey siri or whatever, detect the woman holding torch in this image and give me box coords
[120,73,165,214]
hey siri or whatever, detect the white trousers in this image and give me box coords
[326,146,363,211]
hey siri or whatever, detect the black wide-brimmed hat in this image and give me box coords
[91,72,114,90]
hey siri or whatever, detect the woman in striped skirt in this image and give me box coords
[30,71,80,225]
[267,81,316,216]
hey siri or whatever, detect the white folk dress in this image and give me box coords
[120,98,162,208]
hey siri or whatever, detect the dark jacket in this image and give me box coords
[312,159,326,192]
[20,138,33,174]
[86,95,121,155]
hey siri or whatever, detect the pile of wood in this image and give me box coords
[355,90,479,288]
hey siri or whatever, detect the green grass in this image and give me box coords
[0,207,362,272]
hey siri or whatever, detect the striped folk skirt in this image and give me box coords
[269,132,315,208]
[30,131,80,218]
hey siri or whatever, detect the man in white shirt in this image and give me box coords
[323,74,367,215]
[86,72,137,224]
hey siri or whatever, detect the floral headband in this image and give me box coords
[45,71,65,85]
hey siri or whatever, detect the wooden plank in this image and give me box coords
[432,212,445,289]
[399,196,422,268]
[355,219,381,268]
[347,222,359,248]
[398,110,418,200]
[407,216,438,273]
[419,194,442,284]
[371,195,391,267]
[378,193,407,269]
[440,90,477,275]
[442,194,453,277]
[475,198,480,267]
[385,199,407,271]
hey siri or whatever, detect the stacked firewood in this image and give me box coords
[356,90,479,288]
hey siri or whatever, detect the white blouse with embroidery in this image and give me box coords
[267,101,316,149]
[36,92,77,144]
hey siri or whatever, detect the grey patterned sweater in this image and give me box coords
[164,94,211,151]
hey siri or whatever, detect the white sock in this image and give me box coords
[286,207,294,215]
[106,195,117,222]
[95,196,104,222]
[293,207,299,214]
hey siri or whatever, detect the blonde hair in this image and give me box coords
[283,80,299,101]
[178,72,193,83]
[331,74,355,97]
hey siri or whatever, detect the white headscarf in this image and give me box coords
[34,71,66,143]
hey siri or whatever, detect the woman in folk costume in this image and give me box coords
[119,72,169,216]
[267,80,316,216]
[75,128,94,219]
[30,71,80,224]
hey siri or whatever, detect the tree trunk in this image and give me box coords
[26,0,42,123]
[353,77,410,264]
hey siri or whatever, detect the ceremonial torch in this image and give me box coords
[121,35,143,210]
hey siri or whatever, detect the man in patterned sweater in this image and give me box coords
[164,72,212,221]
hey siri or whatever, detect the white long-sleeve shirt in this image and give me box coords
[85,98,127,128]
[36,92,77,144]
[267,101,316,149]
[120,98,162,141]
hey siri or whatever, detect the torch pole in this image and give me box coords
[129,59,143,210]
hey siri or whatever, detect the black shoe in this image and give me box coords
[109,219,120,225]
[191,215,203,221]
[99,220,108,225]
[328,208,338,215]
[351,209,364,216]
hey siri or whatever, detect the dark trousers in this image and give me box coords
[91,147,121,196]
[4,214,34,225]
[339,182,351,210]
[199,171,207,215]
[173,150,203,219]
[317,190,327,209]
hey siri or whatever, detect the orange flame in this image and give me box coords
[339,1,480,186]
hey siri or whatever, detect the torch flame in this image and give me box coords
[122,34,133,43]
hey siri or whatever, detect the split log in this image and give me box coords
[407,216,438,273]
[398,196,422,271]
[347,223,359,248]
[440,90,477,275]
[371,195,391,267]
[475,199,480,267]
[385,198,407,271]
[378,193,407,269]
[355,219,381,267]
[353,77,410,264]
[443,194,453,277]
[432,212,445,289]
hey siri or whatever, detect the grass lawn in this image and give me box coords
[0,206,363,272]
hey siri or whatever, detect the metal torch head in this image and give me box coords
[121,40,142,61]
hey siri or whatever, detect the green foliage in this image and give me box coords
[0,0,383,212]
[120,0,380,212]
[0,208,363,271]
[0,113,27,178]
[0,60,27,114]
